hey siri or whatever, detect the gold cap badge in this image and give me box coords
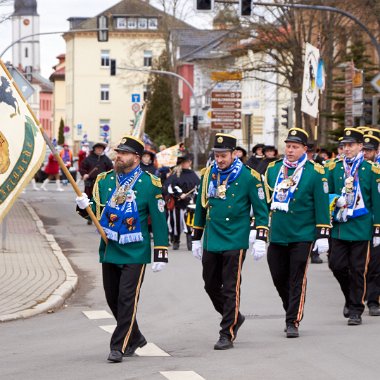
[217,137,223,143]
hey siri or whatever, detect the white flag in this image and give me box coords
[301,43,320,118]
[0,60,46,222]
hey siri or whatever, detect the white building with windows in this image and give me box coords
[61,0,192,149]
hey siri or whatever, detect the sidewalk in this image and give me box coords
[0,199,77,322]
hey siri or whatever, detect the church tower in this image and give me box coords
[12,0,40,74]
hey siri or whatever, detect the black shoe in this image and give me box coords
[368,306,380,316]
[286,324,299,338]
[347,315,362,325]
[123,335,147,357]
[214,336,233,350]
[87,219,92,225]
[172,242,180,250]
[343,304,350,318]
[232,314,245,340]
[107,350,123,363]
[311,253,323,264]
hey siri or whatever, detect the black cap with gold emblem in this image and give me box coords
[341,128,364,143]
[212,133,237,152]
[114,136,145,156]
[284,128,309,146]
[363,128,380,150]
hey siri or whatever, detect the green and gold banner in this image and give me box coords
[0,60,46,222]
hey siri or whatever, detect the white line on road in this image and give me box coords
[82,310,114,319]
[160,371,205,380]
[99,324,116,333]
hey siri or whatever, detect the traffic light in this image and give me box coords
[281,106,292,129]
[195,0,213,11]
[240,0,253,16]
[363,97,373,125]
[97,15,109,42]
[179,122,185,139]
[110,59,116,76]
[193,115,198,130]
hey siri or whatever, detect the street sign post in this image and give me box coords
[211,100,242,109]
[371,73,380,93]
[132,103,140,113]
[211,91,242,99]
[131,94,141,103]
[211,121,242,129]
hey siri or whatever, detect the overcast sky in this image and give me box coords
[0,0,211,78]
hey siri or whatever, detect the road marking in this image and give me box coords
[160,371,205,380]
[98,326,170,356]
[136,343,170,357]
[99,324,116,333]
[82,310,113,319]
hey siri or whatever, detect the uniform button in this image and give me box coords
[339,177,342,180]
[295,188,298,190]
[228,206,231,208]
[235,183,238,185]
[108,188,112,191]
[232,194,235,197]
[290,211,294,214]
[138,179,142,182]
[226,218,230,221]
[111,177,114,180]
[293,199,296,202]
[209,206,212,209]
[362,167,365,170]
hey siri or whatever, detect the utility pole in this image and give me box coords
[115,65,201,169]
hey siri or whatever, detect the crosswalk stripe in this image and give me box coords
[160,371,205,380]
[82,310,113,319]
[136,343,170,357]
[98,325,170,357]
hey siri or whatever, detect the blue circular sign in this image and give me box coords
[102,124,110,132]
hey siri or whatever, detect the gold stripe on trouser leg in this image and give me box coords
[361,242,371,305]
[121,264,146,353]
[230,249,244,341]
[296,244,312,324]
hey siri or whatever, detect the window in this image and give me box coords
[116,17,127,29]
[101,50,110,67]
[138,18,147,29]
[25,47,28,58]
[100,84,110,101]
[143,84,150,101]
[143,50,152,67]
[148,18,158,30]
[127,18,137,29]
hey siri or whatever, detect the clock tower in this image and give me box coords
[12,0,40,74]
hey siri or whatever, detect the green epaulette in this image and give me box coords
[371,163,380,175]
[310,161,325,174]
[200,167,207,177]
[250,168,261,181]
[147,172,162,187]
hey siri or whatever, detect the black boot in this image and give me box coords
[214,336,233,350]
[311,252,323,264]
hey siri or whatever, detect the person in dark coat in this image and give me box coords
[235,146,247,164]
[255,145,278,176]
[140,150,156,174]
[79,142,113,224]
[163,153,200,250]
[247,143,265,170]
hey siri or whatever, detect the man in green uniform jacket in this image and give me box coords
[264,128,330,338]
[327,128,380,325]
[192,133,269,350]
[76,135,168,363]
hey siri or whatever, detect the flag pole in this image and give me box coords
[2,63,108,244]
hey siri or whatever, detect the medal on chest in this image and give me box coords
[216,184,227,199]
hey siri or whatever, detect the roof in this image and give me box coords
[68,0,193,33]
[13,0,38,16]
[49,67,65,82]
[32,72,53,92]
[174,28,238,62]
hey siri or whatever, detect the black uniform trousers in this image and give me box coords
[367,244,380,308]
[102,263,146,353]
[202,249,246,340]
[168,207,185,243]
[267,242,312,326]
[328,239,370,316]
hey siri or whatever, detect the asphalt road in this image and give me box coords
[1,183,380,380]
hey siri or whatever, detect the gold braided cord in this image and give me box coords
[92,176,106,219]
[201,166,212,208]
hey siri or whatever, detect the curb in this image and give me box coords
[0,200,78,322]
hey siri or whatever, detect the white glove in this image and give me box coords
[313,238,329,254]
[336,196,346,208]
[76,193,90,209]
[251,240,267,261]
[249,229,257,245]
[373,237,380,248]
[192,240,203,260]
[152,262,166,272]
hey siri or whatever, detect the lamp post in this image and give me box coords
[116,65,201,169]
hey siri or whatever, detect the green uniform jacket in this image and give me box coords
[265,160,330,244]
[327,159,380,241]
[193,165,269,252]
[91,169,168,265]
